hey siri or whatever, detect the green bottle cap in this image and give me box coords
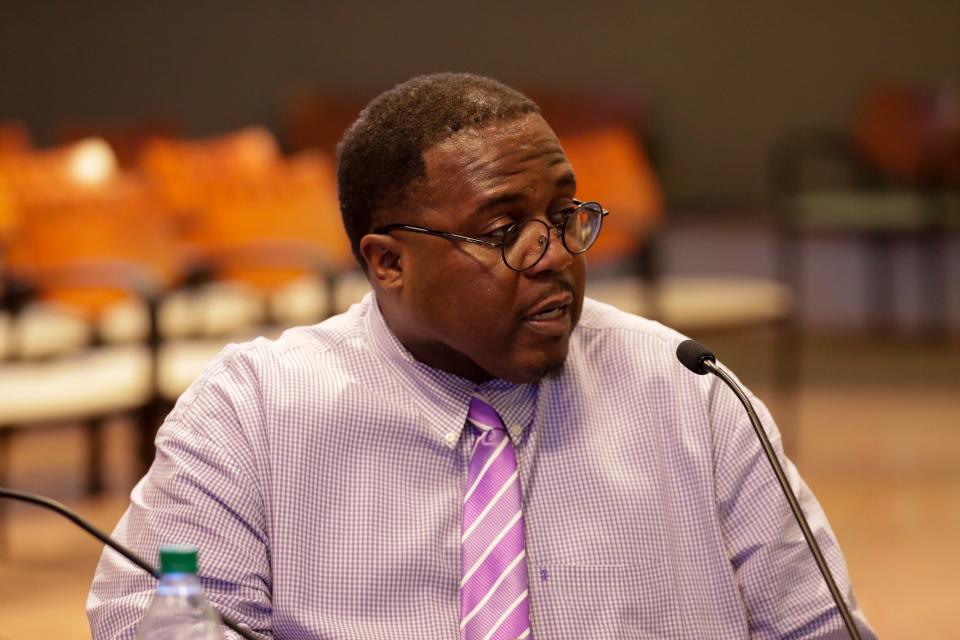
[159,545,199,575]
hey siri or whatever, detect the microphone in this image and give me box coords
[676,338,716,375]
[675,339,862,640]
[0,486,259,640]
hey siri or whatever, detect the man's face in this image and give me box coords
[378,113,586,384]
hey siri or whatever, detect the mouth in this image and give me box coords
[522,292,575,334]
[529,305,567,321]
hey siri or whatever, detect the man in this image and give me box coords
[89,73,874,638]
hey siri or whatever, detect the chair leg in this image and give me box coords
[865,235,895,336]
[774,316,802,458]
[85,418,106,496]
[776,230,803,458]
[324,271,339,319]
[918,230,948,341]
[137,398,167,477]
[0,429,11,555]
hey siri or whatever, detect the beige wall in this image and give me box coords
[1,1,958,205]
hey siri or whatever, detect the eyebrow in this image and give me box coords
[473,171,578,217]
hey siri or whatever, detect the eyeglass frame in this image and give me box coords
[371,199,609,272]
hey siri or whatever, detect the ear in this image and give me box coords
[360,233,404,290]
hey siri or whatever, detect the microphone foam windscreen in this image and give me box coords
[676,339,716,375]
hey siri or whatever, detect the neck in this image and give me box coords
[377,299,494,384]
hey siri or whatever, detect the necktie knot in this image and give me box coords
[468,395,507,435]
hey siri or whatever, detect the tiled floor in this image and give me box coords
[1,335,958,638]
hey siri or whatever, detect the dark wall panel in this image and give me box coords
[2,1,958,203]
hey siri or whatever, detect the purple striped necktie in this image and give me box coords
[460,394,532,640]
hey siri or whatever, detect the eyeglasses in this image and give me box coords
[373,200,608,271]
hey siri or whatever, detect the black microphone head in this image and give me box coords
[676,339,716,375]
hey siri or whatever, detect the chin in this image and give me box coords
[501,348,569,383]
[527,359,566,382]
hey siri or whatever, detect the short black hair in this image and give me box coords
[336,72,540,268]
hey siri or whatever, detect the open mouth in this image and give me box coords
[528,303,568,321]
[522,291,575,330]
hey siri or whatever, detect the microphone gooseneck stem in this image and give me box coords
[2,487,159,578]
[701,361,862,640]
[0,487,260,640]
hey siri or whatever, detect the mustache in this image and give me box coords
[522,279,577,315]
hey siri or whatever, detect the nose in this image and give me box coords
[525,224,572,276]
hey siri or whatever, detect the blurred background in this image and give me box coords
[0,1,958,637]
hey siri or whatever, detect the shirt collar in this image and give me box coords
[364,293,539,448]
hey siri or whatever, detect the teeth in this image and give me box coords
[532,306,564,320]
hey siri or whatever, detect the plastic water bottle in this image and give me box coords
[135,545,226,639]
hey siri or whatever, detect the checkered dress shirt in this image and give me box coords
[88,294,875,639]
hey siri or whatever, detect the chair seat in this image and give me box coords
[587,276,794,332]
[0,304,92,359]
[101,282,269,342]
[157,330,284,401]
[0,345,152,425]
[787,189,940,232]
[3,273,345,363]
[269,275,330,326]
[156,339,234,401]
[333,270,372,314]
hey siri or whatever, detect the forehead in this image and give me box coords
[418,114,573,211]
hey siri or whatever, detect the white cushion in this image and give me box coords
[0,304,92,359]
[156,339,233,401]
[587,275,793,331]
[333,270,371,314]
[0,345,152,425]
[99,282,268,343]
[156,329,284,401]
[269,275,330,326]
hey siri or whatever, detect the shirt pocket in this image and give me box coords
[531,562,684,639]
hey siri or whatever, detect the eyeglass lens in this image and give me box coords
[502,202,604,270]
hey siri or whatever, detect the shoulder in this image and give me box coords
[230,297,373,372]
[564,297,727,419]
[572,296,690,369]
[169,298,377,419]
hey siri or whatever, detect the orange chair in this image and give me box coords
[194,151,349,278]
[770,85,959,337]
[283,92,369,155]
[534,92,663,267]
[56,118,179,170]
[0,122,31,156]
[558,125,663,266]
[141,129,351,316]
[855,86,960,187]
[140,127,282,253]
[139,130,355,405]
[0,171,17,252]
[535,94,794,426]
[0,140,180,512]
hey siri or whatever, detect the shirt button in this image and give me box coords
[510,426,523,438]
[444,432,458,444]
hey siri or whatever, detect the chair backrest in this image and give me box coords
[855,86,960,187]
[0,122,32,156]
[532,92,663,266]
[56,118,179,169]
[558,124,663,265]
[283,92,369,154]
[0,138,119,248]
[0,170,17,246]
[195,150,352,289]
[1,141,180,317]
[140,126,281,210]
